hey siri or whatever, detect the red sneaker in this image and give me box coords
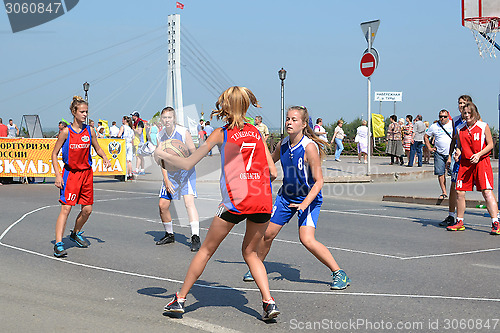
[491,222,500,235]
[447,220,465,231]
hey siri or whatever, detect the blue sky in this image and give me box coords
[1,0,499,132]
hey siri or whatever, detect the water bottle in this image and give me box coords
[476,204,486,209]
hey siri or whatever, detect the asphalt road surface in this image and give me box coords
[1,175,499,332]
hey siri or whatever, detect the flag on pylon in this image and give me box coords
[176,2,184,9]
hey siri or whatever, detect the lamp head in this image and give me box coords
[278,68,286,81]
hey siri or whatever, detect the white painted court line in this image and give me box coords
[166,317,243,333]
[1,241,499,303]
[322,209,415,221]
[473,263,500,270]
[343,208,388,212]
[95,188,222,200]
[402,248,500,260]
[93,211,403,259]
[2,205,500,304]
[95,188,157,195]
[0,205,54,240]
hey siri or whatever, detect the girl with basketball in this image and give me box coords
[156,86,280,321]
[450,102,500,235]
[117,116,134,180]
[243,106,351,290]
[51,96,111,257]
[155,106,201,252]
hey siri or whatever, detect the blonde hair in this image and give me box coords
[211,86,260,130]
[288,106,329,158]
[69,96,88,115]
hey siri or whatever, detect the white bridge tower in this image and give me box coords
[166,14,184,125]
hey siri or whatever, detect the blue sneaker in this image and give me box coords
[164,293,186,314]
[331,269,351,290]
[70,230,89,247]
[262,297,280,321]
[243,270,254,282]
[53,242,67,258]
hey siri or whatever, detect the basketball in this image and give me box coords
[157,139,190,171]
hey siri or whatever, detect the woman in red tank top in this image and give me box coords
[50,96,110,258]
[156,86,280,321]
[451,102,499,235]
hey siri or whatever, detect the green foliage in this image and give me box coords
[150,110,161,124]
[19,127,29,138]
[384,116,392,128]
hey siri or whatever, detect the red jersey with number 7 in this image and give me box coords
[219,123,272,214]
[61,124,93,170]
[457,121,490,161]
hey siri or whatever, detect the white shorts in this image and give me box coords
[126,142,133,162]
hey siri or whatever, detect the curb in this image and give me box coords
[370,170,435,183]
[382,195,485,208]
[322,170,435,183]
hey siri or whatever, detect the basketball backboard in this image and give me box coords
[462,0,500,57]
[462,0,500,28]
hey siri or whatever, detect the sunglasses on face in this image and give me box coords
[439,115,448,118]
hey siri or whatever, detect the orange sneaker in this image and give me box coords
[447,220,465,231]
[491,222,500,235]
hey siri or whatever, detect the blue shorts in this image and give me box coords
[159,170,197,200]
[433,152,447,176]
[270,194,322,228]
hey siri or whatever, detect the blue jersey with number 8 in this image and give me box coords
[278,136,322,204]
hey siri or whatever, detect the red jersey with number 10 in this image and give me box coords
[219,123,272,214]
[61,124,93,170]
[457,121,490,161]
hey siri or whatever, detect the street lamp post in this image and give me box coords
[278,68,286,138]
[83,81,89,102]
[83,82,90,125]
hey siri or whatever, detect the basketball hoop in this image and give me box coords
[464,17,500,58]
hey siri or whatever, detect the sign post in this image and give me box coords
[360,19,380,175]
[374,92,403,118]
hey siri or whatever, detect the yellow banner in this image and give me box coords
[371,113,385,138]
[99,119,110,136]
[0,138,126,177]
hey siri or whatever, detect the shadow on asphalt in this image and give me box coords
[50,235,105,248]
[215,259,328,286]
[382,203,493,233]
[138,284,263,321]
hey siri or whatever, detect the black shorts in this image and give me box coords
[216,205,270,224]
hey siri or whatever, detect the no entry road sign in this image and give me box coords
[360,51,376,77]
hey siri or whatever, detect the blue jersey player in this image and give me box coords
[155,107,201,252]
[243,106,351,290]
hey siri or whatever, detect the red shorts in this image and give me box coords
[456,157,494,191]
[59,168,94,206]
